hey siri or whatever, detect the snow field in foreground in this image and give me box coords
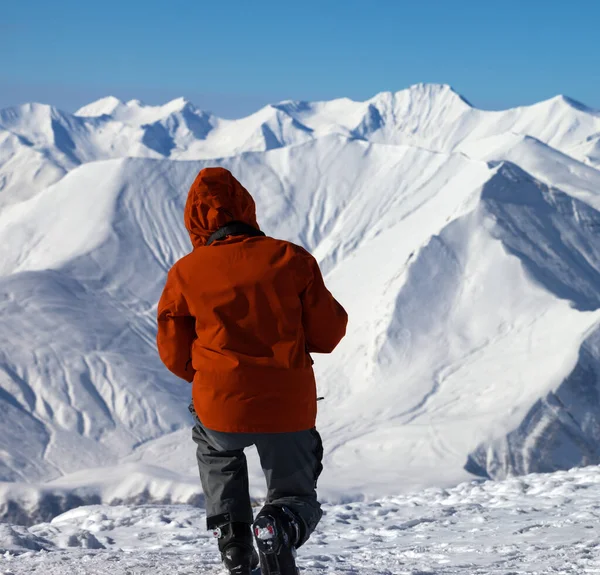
[2,465,600,574]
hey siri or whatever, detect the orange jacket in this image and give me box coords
[157,167,348,433]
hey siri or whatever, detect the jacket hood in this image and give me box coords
[184,167,260,248]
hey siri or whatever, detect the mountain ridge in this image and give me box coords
[2,85,600,522]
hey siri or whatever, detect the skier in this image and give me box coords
[156,167,348,574]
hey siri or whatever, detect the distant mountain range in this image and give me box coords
[2,84,600,522]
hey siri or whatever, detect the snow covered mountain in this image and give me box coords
[2,84,600,522]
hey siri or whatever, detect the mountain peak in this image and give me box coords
[119,97,195,114]
[554,94,598,114]
[161,97,196,115]
[75,96,124,117]
[403,83,473,106]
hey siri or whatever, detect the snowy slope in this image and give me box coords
[2,466,600,574]
[2,84,600,522]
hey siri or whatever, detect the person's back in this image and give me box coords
[157,167,348,574]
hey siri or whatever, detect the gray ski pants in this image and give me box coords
[191,409,323,545]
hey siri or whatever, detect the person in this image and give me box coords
[156,167,348,574]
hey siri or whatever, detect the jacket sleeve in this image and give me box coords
[156,267,196,382]
[300,253,348,353]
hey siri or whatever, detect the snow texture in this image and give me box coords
[2,465,600,573]
[3,84,600,522]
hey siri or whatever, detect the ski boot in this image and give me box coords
[212,521,259,575]
[253,505,302,575]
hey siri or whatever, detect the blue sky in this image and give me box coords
[2,0,599,117]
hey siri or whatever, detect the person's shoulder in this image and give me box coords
[265,237,311,256]
[265,237,315,262]
[167,250,196,276]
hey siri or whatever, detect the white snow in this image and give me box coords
[2,84,600,526]
[2,465,600,573]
